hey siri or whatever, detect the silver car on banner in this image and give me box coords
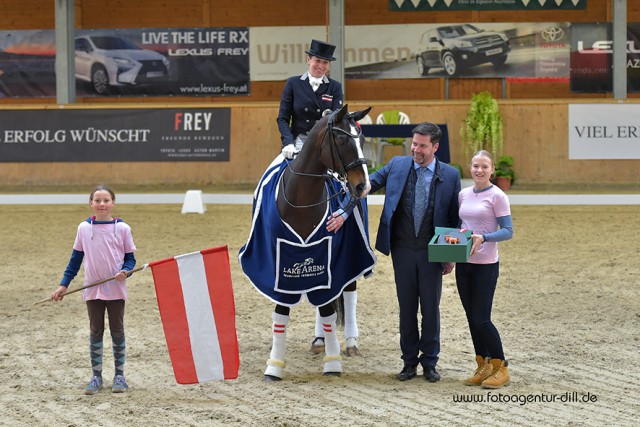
[74,35,170,94]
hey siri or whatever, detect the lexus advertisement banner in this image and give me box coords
[0,28,249,97]
[570,23,640,93]
[5,22,640,94]
[0,108,231,162]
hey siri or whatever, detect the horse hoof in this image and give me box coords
[311,345,325,355]
[323,371,342,377]
[345,337,360,357]
[346,346,360,357]
[263,375,282,382]
[310,337,325,355]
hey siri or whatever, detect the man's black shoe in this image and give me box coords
[424,366,441,382]
[396,365,417,381]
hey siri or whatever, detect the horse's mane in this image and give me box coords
[301,111,333,154]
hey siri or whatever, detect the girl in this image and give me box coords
[51,185,136,395]
[456,150,513,389]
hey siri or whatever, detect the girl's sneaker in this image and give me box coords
[112,375,129,393]
[84,376,103,395]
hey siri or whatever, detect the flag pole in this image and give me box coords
[33,264,148,306]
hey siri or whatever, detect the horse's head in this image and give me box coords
[320,104,372,199]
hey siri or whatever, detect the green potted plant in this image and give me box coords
[494,155,515,191]
[460,91,504,160]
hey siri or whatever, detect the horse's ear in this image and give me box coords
[349,106,372,122]
[335,104,349,122]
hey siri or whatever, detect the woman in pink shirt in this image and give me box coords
[456,150,513,389]
[51,185,136,395]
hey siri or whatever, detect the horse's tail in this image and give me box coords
[331,294,344,328]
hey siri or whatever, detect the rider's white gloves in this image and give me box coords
[281,144,298,160]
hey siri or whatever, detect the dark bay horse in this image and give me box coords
[239,104,375,381]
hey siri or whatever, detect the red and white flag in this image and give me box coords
[149,246,239,384]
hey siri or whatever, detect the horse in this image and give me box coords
[239,104,377,381]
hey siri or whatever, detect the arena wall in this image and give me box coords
[0,1,638,185]
[2,100,639,186]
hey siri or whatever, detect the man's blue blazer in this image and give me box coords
[369,156,461,256]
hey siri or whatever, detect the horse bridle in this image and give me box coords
[324,110,368,182]
[281,110,367,209]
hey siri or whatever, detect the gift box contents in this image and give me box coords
[428,227,473,263]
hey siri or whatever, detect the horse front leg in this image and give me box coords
[264,305,290,382]
[318,304,342,376]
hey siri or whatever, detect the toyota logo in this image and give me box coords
[542,27,564,42]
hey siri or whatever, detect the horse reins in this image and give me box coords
[281,111,367,209]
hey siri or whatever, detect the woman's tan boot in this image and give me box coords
[464,355,493,386]
[481,359,510,389]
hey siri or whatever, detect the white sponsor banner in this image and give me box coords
[569,104,640,159]
[250,23,569,81]
[249,26,324,81]
[249,25,415,79]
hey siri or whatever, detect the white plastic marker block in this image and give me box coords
[181,190,207,214]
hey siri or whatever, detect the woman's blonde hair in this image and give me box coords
[471,149,494,167]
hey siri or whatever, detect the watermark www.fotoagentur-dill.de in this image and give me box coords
[452,391,598,406]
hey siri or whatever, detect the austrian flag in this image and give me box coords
[150,246,239,384]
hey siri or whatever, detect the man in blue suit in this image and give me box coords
[369,122,461,383]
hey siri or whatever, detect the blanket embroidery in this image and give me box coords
[275,237,331,294]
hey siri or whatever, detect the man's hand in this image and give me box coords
[441,262,455,275]
[326,212,346,233]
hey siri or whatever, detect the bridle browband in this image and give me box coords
[281,110,367,209]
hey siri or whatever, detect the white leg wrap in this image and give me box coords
[314,308,325,338]
[321,313,342,373]
[343,290,359,340]
[265,312,289,378]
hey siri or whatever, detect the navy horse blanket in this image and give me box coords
[238,157,377,307]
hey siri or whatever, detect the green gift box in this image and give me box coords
[428,227,472,263]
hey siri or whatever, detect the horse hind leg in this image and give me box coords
[310,309,325,354]
[320,313,342,376]
[264,312,289,382]
[343,289,360,357]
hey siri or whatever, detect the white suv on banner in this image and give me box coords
[75,35,170,94]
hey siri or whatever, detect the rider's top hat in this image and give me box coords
[305,39,337,61]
